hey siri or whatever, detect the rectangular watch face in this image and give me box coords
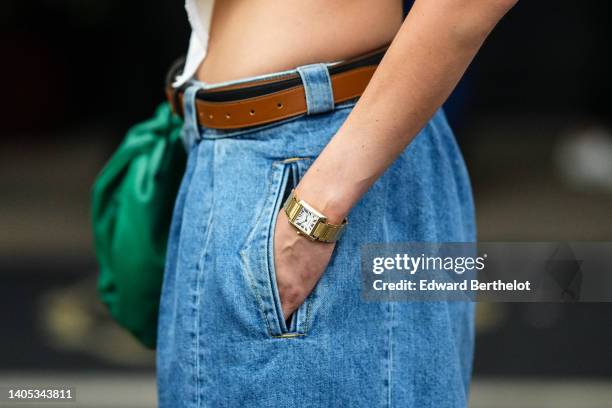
[293,201,324,235]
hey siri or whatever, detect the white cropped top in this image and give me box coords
[174,0,215,87]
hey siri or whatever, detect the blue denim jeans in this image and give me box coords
[157,62,476,407]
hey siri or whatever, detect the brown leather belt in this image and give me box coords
[165,45,388,130]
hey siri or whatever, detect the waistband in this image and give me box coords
[167,44,388,135]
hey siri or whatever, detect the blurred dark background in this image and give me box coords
[1,1,611,407]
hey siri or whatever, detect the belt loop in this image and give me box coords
[296,63,335,115]
[181,82,205,150]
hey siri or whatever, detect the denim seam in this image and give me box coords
[303,292,314,334]
[194,166,216,407]
[193,147,218,408]
[239,250,275,337]
[188,68,299,90]
[238,162,283,337]
[184,58,340,92]
[193,248,201,408]
[387,303,395,408]
[179,89,204,408]
[382,172,392,408]
[321,66,335,111]
[266,163,293,334]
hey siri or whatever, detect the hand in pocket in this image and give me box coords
[273,210,335,320]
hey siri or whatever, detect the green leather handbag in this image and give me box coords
[91,102,185,349]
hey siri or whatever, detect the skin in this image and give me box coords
[199,0,519,320]
[198,0,404,83]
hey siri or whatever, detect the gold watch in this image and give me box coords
[282,189,347,243]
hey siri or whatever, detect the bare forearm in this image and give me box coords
[296,0,517,223]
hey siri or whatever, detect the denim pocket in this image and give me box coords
[239,157,315,338]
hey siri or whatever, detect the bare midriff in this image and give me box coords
[197,0,404,84]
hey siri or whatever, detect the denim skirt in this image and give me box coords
[157,62,477,407]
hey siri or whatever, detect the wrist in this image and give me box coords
[294,129,373,225]
[294,178,357,225]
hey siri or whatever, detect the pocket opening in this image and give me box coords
[267,160,300,334]
[239,157,316,338]
[280,164,295,214]
[281,165,298,330]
